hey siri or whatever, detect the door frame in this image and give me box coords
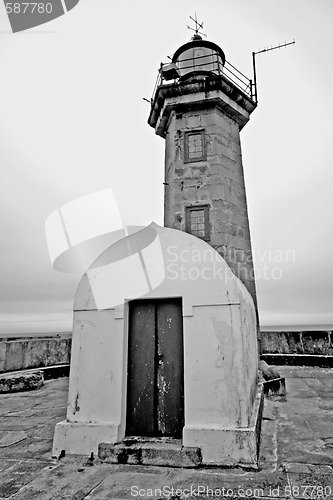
[125,296,184,438]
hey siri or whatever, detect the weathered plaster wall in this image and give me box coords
[66,310,125,425]
[53,224,260,463]
[183,302,256,429]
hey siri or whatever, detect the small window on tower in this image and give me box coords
[184,130,206,162]
[185,205,210,241]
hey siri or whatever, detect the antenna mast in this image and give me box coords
[252,40,295,102]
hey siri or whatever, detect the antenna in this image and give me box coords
[252,40,295,102]
[187,12,207,38]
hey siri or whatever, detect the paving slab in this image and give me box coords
[0,460,51,498]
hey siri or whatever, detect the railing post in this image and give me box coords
[159,62,164,86]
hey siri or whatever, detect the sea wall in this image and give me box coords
[261,331,333,355]
[0,331,332,373]
[0,335,71,373]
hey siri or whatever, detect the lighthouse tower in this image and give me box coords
[148,29,258,311]
[52,23,263,468]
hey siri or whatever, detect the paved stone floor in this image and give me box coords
[0,366,332,499]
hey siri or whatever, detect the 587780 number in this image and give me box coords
[5,3,53,13]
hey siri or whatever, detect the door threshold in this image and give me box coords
[98,437,201,468]
[123,435,182,445]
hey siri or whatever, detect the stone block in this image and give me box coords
[226,247,246,264]
[175,186,197,202]
[238,263,255,283]
[140,442,179,467]
[126,446,142,465]
[181,446,202,467]
[0,371,44,393]
[205,174,225,186]
[141,443,201,468]
[231,139,241,154]
[174,168,184,176]
[227,222,239,236]
[236,226,250,239]
[230,179,246,197]
[242,280,257,301]
[229,212,249,229]
[228,202,248,218]
[23,340,46,369]
[210,164,238,181]
[204,183,226,201]
[183,177,201,189]
[261,332,302,354]
[225,236,251,253]
[4,341,25,372]
[190,165,208,176]
[217,144,242,163]
[98,441,202,468]
[213,220,240,238]
[211,220,226,235]
[212,133,232,151]
[282,332,304,354]
[207,154,228,171]
[210,206,232,222]
[0,342,6,372]
[279,332,303,354]
[98,443,128,464]
[47,339,71,365]
[184,113,201,129]
[210,234,229,247]
[99,443,142,465]
[223,187,240,206]
[301,331,332,355]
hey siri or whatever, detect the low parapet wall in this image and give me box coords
[0,335,71,373]
[0,331,332,373]
[261,331,333,355]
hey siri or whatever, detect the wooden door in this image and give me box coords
[126,298,184,437]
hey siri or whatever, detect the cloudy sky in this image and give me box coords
[0,0,332,334]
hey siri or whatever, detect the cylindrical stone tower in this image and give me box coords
[148,33,258,311]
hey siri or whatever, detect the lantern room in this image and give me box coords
[172,34,225,80]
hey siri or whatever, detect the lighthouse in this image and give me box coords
[148,30,258,312]
[52,24,263,468]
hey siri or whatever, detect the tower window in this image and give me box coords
[184,130,206,162]
[185,205,210,240]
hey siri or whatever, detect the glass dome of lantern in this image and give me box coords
[172,33,225,81]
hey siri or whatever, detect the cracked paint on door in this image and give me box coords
[126,298,184,437]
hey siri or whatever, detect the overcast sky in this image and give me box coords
[0,0,332,334]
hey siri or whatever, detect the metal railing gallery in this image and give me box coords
[151,52,256,104]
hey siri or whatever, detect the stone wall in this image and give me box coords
[261,331,333,355]
[0,336,71,373]
[164,107,257,308]
[1,331,331,374]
